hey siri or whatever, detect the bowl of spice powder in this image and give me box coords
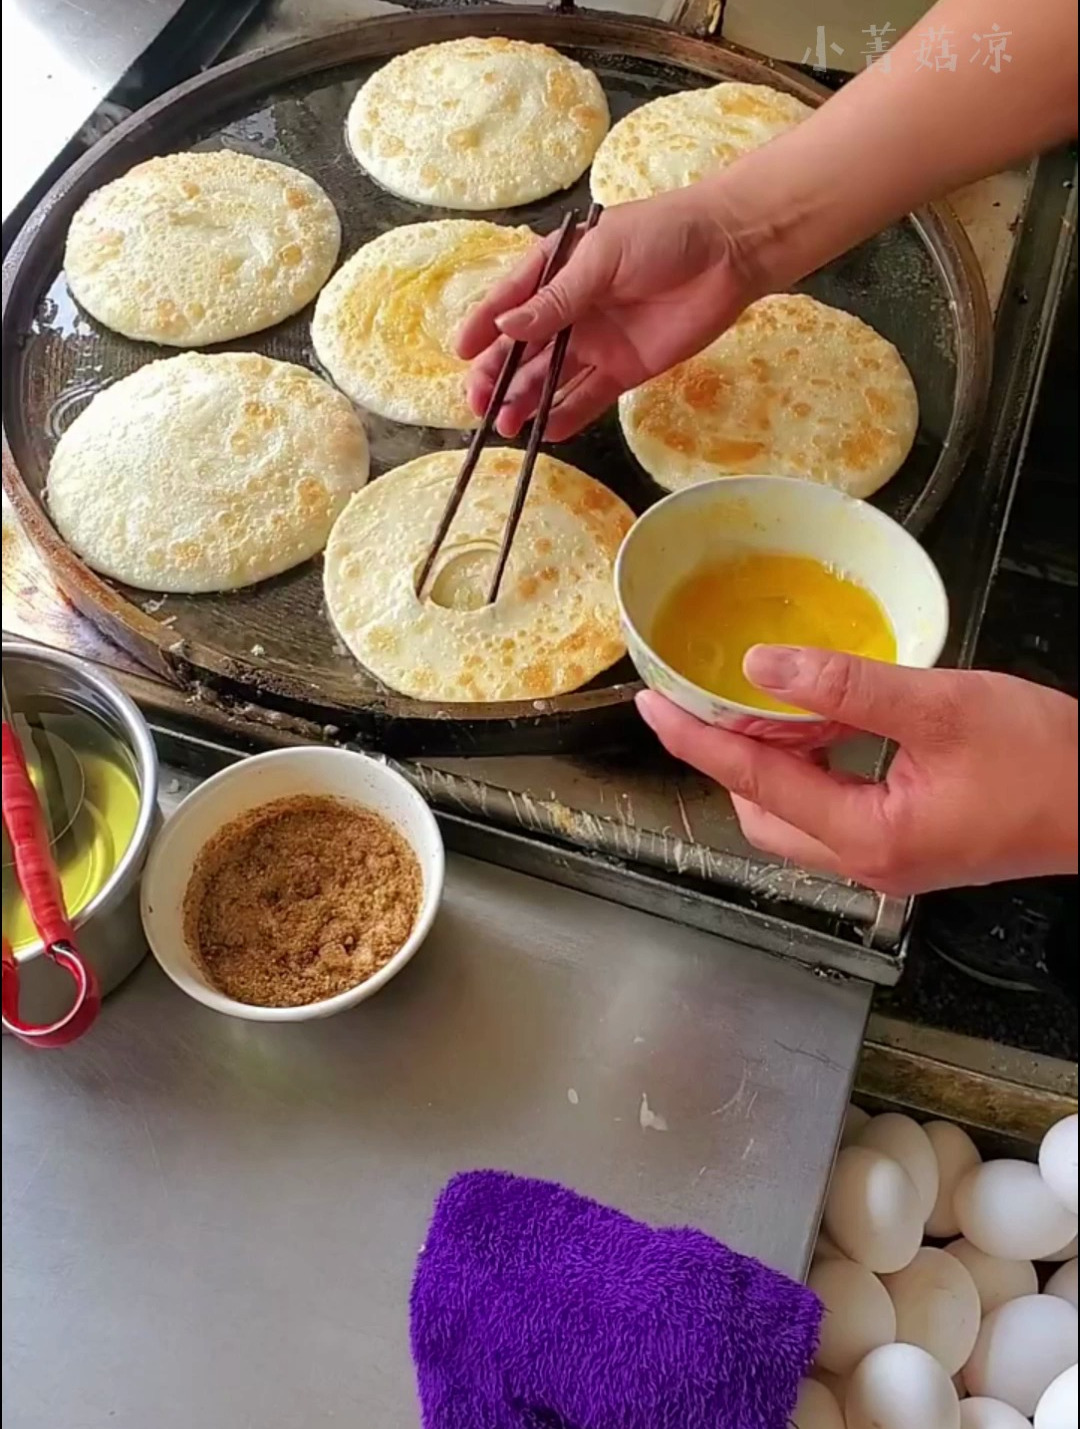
[140,747,444,1020]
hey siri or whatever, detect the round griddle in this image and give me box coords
[1,7,993,756]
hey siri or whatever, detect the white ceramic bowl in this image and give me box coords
[615,475,949,746]
[140,747,444,1022]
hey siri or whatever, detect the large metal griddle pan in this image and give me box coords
[2,7,992,757]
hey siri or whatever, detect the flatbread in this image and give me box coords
[47,353,370,594]
[346,37,609,210]
[619,295,919,498]
[590,82,812,207]
[64,150,341,346]
[311,220,535,429]
[324,448,633,703]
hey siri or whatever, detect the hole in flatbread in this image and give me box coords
[424,540,502,611]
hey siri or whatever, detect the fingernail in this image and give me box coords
[635,691,660,730]
[744,644,803,691]
[495,305,533,336]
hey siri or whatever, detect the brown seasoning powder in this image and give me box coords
[183,794,423,1008]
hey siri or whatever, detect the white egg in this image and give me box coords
[841,1104,871,1148]
[823,1146,924,1273]
[812,1229,848,1264]
[925,1121,983,1238]
[964,1293,1078,1415]
[1047,1235,1079,1263]
[791,1376,845,1429]
[960,1397,1036,1429]
[882,1246,980,1375]
[858,1113,940,1222]
[1039,1115,1078,1216]
[1034,1363,1078,1429]
[846,1342,960,1429]
[954,1160,1078,1261]
[944,1239,1038,1316]
[808,1258,896,1376]
[1045,1258,1079,1310]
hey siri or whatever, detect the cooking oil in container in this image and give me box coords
[2,700,140,954]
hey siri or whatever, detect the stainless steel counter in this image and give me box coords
[1,0,185,223]
[3,813,869,1427]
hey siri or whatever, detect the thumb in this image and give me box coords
[496,232,610,344]
[743,646,958,744]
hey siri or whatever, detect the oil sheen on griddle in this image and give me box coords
[651,551,897,714]
[2,704,139,953]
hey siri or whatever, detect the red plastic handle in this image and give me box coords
[2,721,100,1047]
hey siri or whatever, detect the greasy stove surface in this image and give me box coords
[883,254,1079,1062]
[1,0,264,243]
[1,0,183,223]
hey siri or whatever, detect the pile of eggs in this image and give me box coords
[794,1108,1078,1429]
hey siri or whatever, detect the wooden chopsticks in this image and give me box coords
[416,202,602,605]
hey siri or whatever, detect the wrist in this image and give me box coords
[682,67,941,296]
[686,143,841,298]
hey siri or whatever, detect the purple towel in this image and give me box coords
[410,1171,821,1429]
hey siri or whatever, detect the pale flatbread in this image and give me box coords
[311,220,535,429]
[324,448,633,703]
[619,295,918,498]
[64,150,341,346]
[590,82,812,207]
[347,37,609,210]
[47,354,370,594]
